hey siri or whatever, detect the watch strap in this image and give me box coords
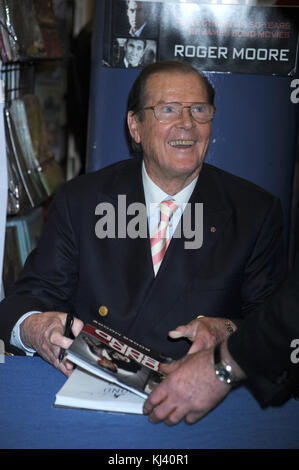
[214,342,222,365]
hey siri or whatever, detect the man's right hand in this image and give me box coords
[20,312,83,376]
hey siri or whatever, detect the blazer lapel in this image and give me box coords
[102,158,155,309]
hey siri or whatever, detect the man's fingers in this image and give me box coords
[50,328,72,349]
[147,399,188,426]
[187,339,205,355]
[168,329,186,339]
[159,359,180,376]
[145,393,179,425]
[50,315,83,352]
[144,367,188,425]
[149,405,179,425]
[143,385,167,415]
[168,324,194,340]
[143,373,178,416]
[184,411,205,425]
[64,359,74,370]
[72,318,84,337]
[168,318,204,342]
[58,358,74,376]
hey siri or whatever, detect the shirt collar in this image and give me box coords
[129,22,146,37]
[142,160,198,210]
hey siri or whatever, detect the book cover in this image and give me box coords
[6,142,32,215]
[54,367,145,415]
[6,207,44,264]
[0,0,46,61]
[66,319,171,400]
[20,94,65,195]
[9,98,48,201]
[9,95,64,199]
[6,218,30,266]
[5,108,46,212]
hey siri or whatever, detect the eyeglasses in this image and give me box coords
[141,102,215,124]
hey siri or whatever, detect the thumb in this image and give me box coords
[72,317,84,337]
[168,324,194,341]
[187,339,204,355]
[159,359,180,376]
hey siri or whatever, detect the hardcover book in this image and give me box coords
[9,98,49,201]
[64,319,172,407]
[9,95,64,199]
[54,367,145,415]
[5,108,46,212]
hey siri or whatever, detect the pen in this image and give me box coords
[59,313,74,362]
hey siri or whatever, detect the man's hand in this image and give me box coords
[20,312,83,376]
[143,348,231,426]
[169,317,236,354]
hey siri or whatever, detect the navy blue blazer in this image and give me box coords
[228,253,299,407]
[0,157,286,358]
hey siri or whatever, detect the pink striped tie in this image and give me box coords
[150,199,179,276]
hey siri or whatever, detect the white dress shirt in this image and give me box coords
[142,161,198,237]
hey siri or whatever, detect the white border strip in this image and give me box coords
[0,61,7,301]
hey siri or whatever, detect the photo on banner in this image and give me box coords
[102,0,299,76]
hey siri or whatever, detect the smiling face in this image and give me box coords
[127,71,212,194]
[125,39,145,67]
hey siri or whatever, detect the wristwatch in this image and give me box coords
[214,343,236,385]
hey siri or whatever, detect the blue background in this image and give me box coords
[86,1,298,253]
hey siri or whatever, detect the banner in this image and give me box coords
[103,0,299,76]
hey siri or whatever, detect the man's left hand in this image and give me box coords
[143,348,231,425]
[169,317,236,354]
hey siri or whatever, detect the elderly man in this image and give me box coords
[0,61,285,378]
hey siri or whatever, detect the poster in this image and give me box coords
[103,0,299,76]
